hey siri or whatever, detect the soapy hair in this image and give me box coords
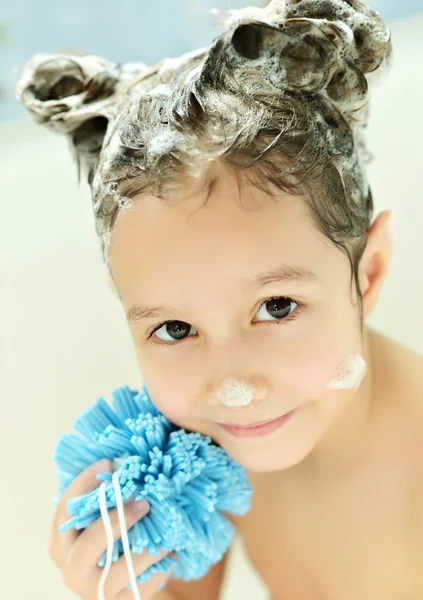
[16,0,392,321]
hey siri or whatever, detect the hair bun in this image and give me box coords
[219,0,392,129]
[16,53,151,182]
[15,1,392,266]
[15,53,124,133]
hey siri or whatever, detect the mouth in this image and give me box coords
[215,410,296,438]
[217,412,293,429]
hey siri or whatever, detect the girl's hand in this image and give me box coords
[48,459,175,599]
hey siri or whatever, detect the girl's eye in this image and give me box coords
[147,296,303,346]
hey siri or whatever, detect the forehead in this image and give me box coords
[108,168,332,293]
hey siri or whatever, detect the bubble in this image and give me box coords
[216,377,255,407]
[327,353,367,391]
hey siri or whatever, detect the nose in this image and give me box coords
[212,375,269,407]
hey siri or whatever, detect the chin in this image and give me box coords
[180,421,215,438]
[213,438,309,473]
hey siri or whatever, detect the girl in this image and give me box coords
[16,0,423,598]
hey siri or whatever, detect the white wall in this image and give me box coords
[1,13,422,600]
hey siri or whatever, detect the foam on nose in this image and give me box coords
[327,353,367,391]
[216,376,255,406]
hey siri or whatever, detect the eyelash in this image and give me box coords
[146,296,305,348]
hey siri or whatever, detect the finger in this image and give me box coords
[66,496,151,578]
[115,562,177,600]
[98,546,175,598]
[50,459,113,565]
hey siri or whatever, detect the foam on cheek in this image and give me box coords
[216,376,255,407]
[327,353,367,391]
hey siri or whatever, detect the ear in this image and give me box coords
[358,210,395,320]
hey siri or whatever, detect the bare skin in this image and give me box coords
[228,327,423,600]
[102,162,422,598]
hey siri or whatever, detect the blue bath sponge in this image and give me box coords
[53,384,253,590]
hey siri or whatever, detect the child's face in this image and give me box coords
[108,166,373,474]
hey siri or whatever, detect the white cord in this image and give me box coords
[97,481,115,600]
[97,473,143,600]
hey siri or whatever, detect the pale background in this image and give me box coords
[1,3,423,600]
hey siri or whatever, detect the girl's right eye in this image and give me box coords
[150,321,194,344]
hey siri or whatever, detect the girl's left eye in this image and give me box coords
[146,296,304,347]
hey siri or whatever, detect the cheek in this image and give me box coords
[282,344,340,399]
[135,358,195,424]
[278,325,363,400]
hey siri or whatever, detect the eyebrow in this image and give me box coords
[126,264,319,325]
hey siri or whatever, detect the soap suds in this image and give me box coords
[216,376,255,407]
[327,352,367,391]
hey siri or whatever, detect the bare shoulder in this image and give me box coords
[373,330,423,466]
[371,327,423,370]
[371,328,423,408]
[392,338,423,416]
[381,335,423,579]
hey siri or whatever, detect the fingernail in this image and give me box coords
[94,459,111,472]
[131,498,150,513]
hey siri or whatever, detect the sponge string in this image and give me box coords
[97,481,115,600]
[97,474,143,600]
[112,471,143,600]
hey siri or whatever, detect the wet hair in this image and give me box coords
[16,0,392,323]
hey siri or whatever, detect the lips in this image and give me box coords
[217,411,295,438]
[217,415,288,429]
